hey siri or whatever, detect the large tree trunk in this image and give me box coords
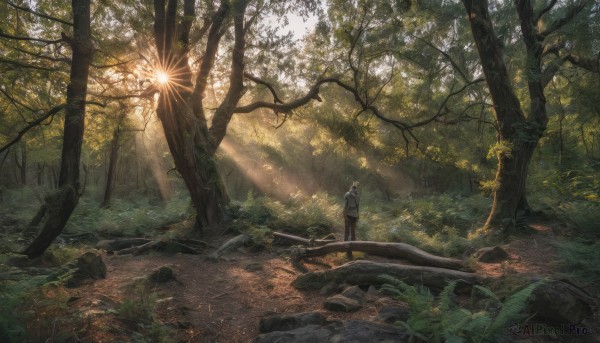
[153,0,247,233]
[155,98,229,230]
[484,143,536,231]
[22,0,92,258]
[463,0,551,232]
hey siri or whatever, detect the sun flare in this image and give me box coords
[156,71,169,85]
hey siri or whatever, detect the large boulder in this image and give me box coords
[528,279,595,325]
[252,320,409,343]
[259,312,328,333]
[149,266,177,283]
[66,252,107,287]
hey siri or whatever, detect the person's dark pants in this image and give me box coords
[345,215,358,241]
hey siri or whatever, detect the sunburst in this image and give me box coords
[150,53,196,114]
[156,70,169,85]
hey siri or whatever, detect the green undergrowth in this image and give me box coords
[552,201,600,286]
[0,248,86,342]
[0,186,192,241]
[559,240,600,285]
[66,192,191,237]
[228,192,491,257]
[380,275,541,343]
[227,191,341,238]
[363,193,490,256]
[119,277,174,342]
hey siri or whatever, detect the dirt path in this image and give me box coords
[63,225,594,343]
[72,248,404,342]
[477,224,561,278]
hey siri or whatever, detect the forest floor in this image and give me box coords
[16,221,600,343]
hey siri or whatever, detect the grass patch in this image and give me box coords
[65,192,192,237]
[119,277,175,342]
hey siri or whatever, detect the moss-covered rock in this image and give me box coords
[66,252,106,287]
[149,266,176,283]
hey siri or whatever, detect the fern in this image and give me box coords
[380,274,541,343]
[442,308,472,341]
[472,285,501,303]
[462,311,493,336]
[485,281,541,336]
[439,280,458,312]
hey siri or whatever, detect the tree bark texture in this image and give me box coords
[462,0,555,232]
[292,260,487,292]
[295,241,466,270]
[23,0,92,258]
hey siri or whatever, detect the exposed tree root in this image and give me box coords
[292,260,487,292]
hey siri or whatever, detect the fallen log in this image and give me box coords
[292,260,487,292]
[295,241,465,270]
[273,231,337,246]
[97,237,209,255]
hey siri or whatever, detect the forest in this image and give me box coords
[0,0,599,342]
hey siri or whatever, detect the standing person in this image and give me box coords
[344,182,360,241]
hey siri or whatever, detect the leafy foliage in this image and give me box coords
[0,256,81,342]
[380,275,541,343]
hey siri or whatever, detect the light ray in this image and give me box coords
[219,138,303,199]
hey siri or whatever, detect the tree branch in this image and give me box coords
[0,57,57,71]
[417,36,470,83]
[541,57,566,87]
[0,31,63,45]
[209,0,248,152]
[0,104,67,154]
[6,0,73,26]
[565,53,600,73]
[192,1,230,102]
[536,0,558,22]
[236,76,484,134]
[540,0,590,37]
[243,72,283,103]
